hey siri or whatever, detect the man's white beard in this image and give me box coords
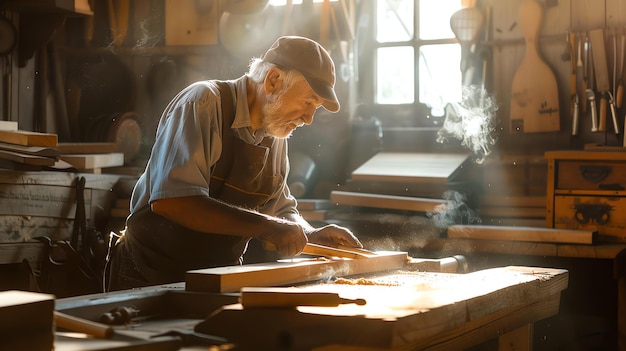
[262,95,294,139]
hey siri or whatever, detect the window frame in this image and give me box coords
[356,1,461,128]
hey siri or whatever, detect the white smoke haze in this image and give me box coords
[436,85,498,164]
[428,190,481,229]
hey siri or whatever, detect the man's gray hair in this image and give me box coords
[247,58,305,90]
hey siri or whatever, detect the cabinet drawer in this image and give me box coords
[556,161,626,190]
[554,195,626,242]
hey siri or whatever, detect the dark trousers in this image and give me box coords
[107,239,151,291]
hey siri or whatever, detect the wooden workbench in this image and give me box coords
[54,264,568,351]
[413,237,626,351]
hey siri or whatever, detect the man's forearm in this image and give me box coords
[151,195,278,239]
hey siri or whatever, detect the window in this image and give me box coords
[372,0,463,118]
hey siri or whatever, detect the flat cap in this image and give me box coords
[262,36,339,113]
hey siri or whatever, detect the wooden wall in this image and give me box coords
[488,0,626,153]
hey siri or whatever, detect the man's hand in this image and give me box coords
[306,224,363,249]
[259,219,308,257]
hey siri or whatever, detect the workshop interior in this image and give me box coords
[0,0,625,350]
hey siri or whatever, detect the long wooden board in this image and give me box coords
[351,153,470,184]
[195,266,568,350]
[185,251,409,293]
[0,130,58,147]
[60,153,124,169]
[0,149,56,166]
[0,142,59,158]
[447,224,595,244]
[56,142,117,154]
[330,190,446,212]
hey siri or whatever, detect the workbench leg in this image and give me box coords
[498,323,532,351]
[616,249,626,351]
[619,276,625,351]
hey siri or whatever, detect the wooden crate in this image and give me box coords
[0,171,120,242]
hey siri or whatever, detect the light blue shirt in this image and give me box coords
[130,75,298,218]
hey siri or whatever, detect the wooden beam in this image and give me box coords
[60,153,124,169]
[0,130,57,147]
[447,225,595,244]
[186,251,409,293]
[330,190,445,212]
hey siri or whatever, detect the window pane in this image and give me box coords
[376,0,414,42]
[419,44,461,116]
[418,0,462,40]
[376,46,414,104]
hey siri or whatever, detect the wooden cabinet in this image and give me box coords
[546,150,626,243]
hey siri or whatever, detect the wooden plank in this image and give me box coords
[0,121,18,131]
[447,224,595,244]
[186,251,409,293]
[481,195,545,207]
[195,266,568,350]
[351,153,470,184]
[0,149,56,166]
[60,153,124,169]
[481,217,547,228]
[479,206,546,218]
[56,142,117,154]
[423,237,626,259]
[0,130,57,147]
[0,142,59,158]
[330,191,446,212]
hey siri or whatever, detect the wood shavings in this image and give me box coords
[333,277,400,287]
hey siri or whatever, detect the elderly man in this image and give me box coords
[108,36,362,290]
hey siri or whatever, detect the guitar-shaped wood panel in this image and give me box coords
[510,0,560,133]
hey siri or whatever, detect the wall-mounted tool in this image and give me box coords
[589,28,618,134]
[580,33,589,113]
[587,35,598,132]
[616,28,624,108]
[570,31,579,135]
[586,88,598,132]
[606,91,619,135]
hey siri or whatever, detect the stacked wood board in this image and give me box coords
[331,152,473,213]
[447,224,596,245]
[57,142,123,173]
[0,130,59,168]
[0,128,124,173]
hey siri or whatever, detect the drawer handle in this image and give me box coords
[579,166,611,183]
[598,183,625,190]
[573,204,612,225]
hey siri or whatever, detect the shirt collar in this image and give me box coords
[230,76,268,144]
